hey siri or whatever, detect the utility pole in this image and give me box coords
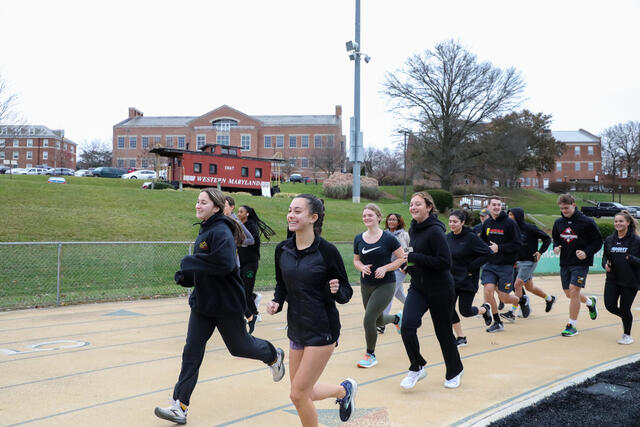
[402,130,409,204]
[352,0,361,203]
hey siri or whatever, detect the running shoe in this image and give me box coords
[357,353,378,368]
[500,311,516,323]
[154,399,187,425]
[498,301,505,310]
[561,324,578,337]
[519,295,531,318]
[254,292,263,309]
[336,378,357,422]
[269,348,286,381]
[444,369,464,389]
[486,322,504,333]
[455,336,468,347]
[588,296,598,320]
[376,325,386,334]
[618,334,634,345]
[481,303,492,326]
[545,295,556,313]
[400,366,426,390]
[394,311,403,334]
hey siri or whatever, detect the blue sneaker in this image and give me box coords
[357,353,377,368]
[394,311,403,334]
[336,378,357,422]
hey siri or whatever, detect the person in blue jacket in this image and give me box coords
[154,188,285,425]
[266,194,357,425]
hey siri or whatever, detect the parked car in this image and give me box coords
[289,173,303,182]
[92,167,127,178]
[457,194,508,211]
[0,166,9,174]
[624,206,640,219]
[581,202,625,218]
[25,168,48,175]
[47,168,75,176]
[74,169,93,177]
[7,168,27,175]
[121,169,157,180]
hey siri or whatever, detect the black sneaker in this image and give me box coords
[481,303,492,326]
[500,311,516,323]
[520,295,531,318]
[455,336,468,347]
[376,325,385,334]
[545,295,556,313]
[486,322,504,333]
[498,301,505,310]
[337,378,357,422]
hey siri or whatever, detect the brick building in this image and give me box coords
[519,128,602,189]
[0,125,77,169]
[112,105,345,179]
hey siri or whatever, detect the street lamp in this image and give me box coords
[400,130,410,204]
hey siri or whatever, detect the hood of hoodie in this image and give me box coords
[508,208,526,227]
[199,212,236,233]
[411,214,446,233]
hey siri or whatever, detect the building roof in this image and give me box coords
[0,125,76,144]
[552,129,600,143]
[115,113,340,128]
[117,116,195,128]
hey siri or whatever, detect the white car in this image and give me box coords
[25,168,48,175]
[74,169,93,177]
[7,168,27,175]
[121,169,157,180]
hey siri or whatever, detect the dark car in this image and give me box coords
[0,166,9,174]
[47,168,75,176]
[92,167,127,178]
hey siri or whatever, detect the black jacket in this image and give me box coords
[480,211,523,265]
[602,231,640,289]
[552,209,602,267]
[238,221,260,264]
[509,208,552,262]
[406,214,454,295]
[273,235,353,346]
[176,213,247,316]
[446,226,492,292]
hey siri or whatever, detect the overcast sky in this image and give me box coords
[1,0,638,153]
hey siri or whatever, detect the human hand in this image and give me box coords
[328,279,339,294]
[361,264,372,276]
[533,252,541,262]
[553,246,561,255]
[374,266,387,279]
[605,261,612,272]
[266,301,279,315]
[489,242,499,253]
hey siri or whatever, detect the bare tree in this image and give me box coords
[77,139,112,168]
[602,121,640,178]
[0,73,25,158]
[313,144,345,177]
[364,146,403,184]
[383,39,525,190]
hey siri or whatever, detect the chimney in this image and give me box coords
[128,107,143,118]
[335,105,342,117]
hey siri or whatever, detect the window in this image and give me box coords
[588,162,594,171]
[276,135,284,148]
[289,158,296,167]
[574,146,580,156]
[194,163,202,174]
[289,135,297,148]
[13,140,19,147]
[28,127,35,135]
[129,136,137,149]
[63,143,67,151]
[117,136,125,148]
[241,135,251,151]
[117,159,124,167]
[178,136,185,149]
[556,162,562,172]
[27,151,32,160]
[70,146,74,153]
[575,162,581,171]
[212,118,238,131]
[301,158,309,168]
[142,136,149,149]
[166,136,174,147]
[216,134,230,146]
[43,151,48,160]
[141,159,148,168]
[0,152,4,159]
[301,135,309,148]
[588,146,594,155]
[241,167,249,177]
[255,168,262,178]
[153,136,161,146]
[327,135,334,147]
[129,159,136,168]
[209,164,217,174]
[314,135,322,148]
[13,152,18,160]
[196,135,206,148]
[27,139,33,147]
[264,135,272,148]
[0,139,4,147]
[43,139,48,147]
[56,141,60,148]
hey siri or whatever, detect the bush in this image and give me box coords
[451,184,494,196]
[597,222,615,239]
[323,172,380,200]
[410,186,453,213]
[150,181,174,190]
[548,182,572,193]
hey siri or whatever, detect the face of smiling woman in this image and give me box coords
[409,195,431,223]
[196,192,219,221]
[287,197,317,233]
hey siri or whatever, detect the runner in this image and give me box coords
[446,210,493,346]
[353,204,405,367]
[505,207,555,320]
[267,193,357,424]
[480,197,527,332]
[380,213,410,333]
[399,192,464,390]
[473,208,490,235]
[154,188,285,425]
[552,193,602,337]
[602,210,640,344]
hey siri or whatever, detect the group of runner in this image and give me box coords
[153,188,639,426]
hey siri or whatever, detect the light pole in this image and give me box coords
[401,130,409,204]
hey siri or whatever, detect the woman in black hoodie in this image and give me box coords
[446,210,493,347]
[399,192,464,390]
[602,210,640,345]
[154,188,285,425]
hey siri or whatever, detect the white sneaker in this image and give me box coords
[269,347,286,381]
[256,313,263,322]
[444,369,464,389]
[254,292,263,309]
[400,366,426,390]
[618,334,634,345]
[154,399,187,424]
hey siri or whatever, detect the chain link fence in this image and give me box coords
[0,241,356,310]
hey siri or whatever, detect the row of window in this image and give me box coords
[572,145,596,156]
[556,162,596,172]
[0,127,38,135]
[1,151,51,160]
[263,134,334,149]
[0,139,72,151]
[192,163,263,178]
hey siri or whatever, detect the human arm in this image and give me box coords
[374,247,406,279]
[180,228,238,276]
[323,241,353,304]
[269,242,288,314]
[407,229,451,271]
[467,234,493,272]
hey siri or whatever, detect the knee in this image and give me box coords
[289,388,310,407]
[604,299,617,312]
[459,306,476,318]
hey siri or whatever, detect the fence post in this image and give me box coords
[56,243,62,306]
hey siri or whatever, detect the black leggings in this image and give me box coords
[241,261,259,316]
[400,287,463,380]
[451,289,479,324]
[604,282,638,335]
[173,309,277,405]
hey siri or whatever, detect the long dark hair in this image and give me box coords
[615,210,639,235]
[240,205,276,240]
[294,194,325,236]
[384,212,406,230]
[200,188,244,246]
[449,209,471,226]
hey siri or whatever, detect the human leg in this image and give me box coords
[361,282,396,356]
[428,288,464,381]
[400,288,428,371]
[384,270,407,315]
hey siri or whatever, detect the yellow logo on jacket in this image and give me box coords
[199,241,208,250]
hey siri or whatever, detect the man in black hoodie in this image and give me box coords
[480,197,527,332]
[552,194,602,337]
[506,207,556,319]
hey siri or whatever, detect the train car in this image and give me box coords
[150,144,279,195]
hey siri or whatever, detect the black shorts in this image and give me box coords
[481,263,515,293]
[560,265,589,289]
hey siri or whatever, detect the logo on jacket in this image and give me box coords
[199,241,209,250]
[611,246,628,253]
[487,228,504,236]
[560,227,578,244]
[362,246,380,255]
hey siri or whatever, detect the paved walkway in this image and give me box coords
[2,274,639,426]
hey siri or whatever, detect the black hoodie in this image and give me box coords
[446,226,493,292]
[552,208,602,267]
[406,214,454,295]
[509,207,552,262]
[480,210,523,265]
[602,230,640,289]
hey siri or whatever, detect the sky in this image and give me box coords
[1,0,639,155]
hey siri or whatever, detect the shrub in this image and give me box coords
[322,172,380,200]
[150,181,174,190]
[597,222,615,239]
[548,182,571,193]
[273,192,298,199]
[410,186,453,213]
[451,184,494,196]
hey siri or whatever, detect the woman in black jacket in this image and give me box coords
[154,188,285,425]
[602,210,640,345]
[266,194,357,426]
[399,192,464,390]
[446,210,493,347]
